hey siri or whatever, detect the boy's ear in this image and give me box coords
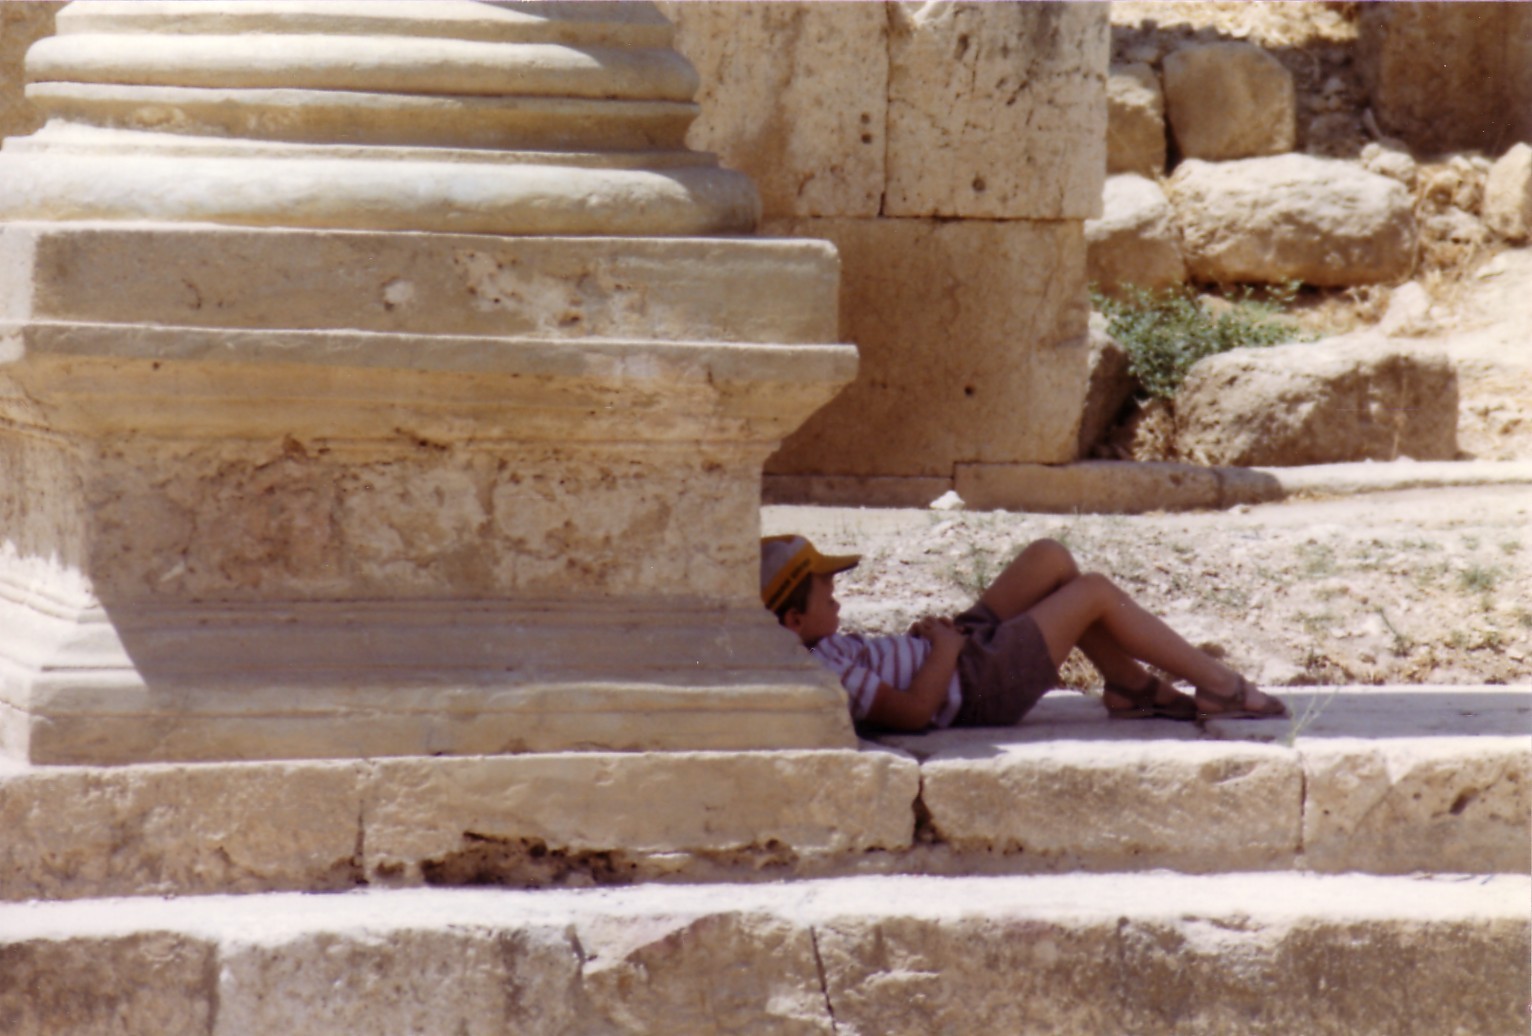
[781,608,805,634]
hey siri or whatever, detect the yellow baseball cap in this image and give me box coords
[760,534,860,611]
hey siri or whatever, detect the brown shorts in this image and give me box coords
[950,602,1060,727]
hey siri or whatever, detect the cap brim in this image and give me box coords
[812,553,860,576]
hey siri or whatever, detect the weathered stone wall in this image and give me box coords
[0,2,62,141]
[663,1,1108,481]
[1358,1,1532,155]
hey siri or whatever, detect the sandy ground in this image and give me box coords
[764,482,1532,693]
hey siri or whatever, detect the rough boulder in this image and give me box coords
[1162,41,1295,161]
[1168,154,1415,287]
[1106,62,1166,178]
[1085,174,1186,296]
[1484,143,1532,243]
[1174,336,1459,467]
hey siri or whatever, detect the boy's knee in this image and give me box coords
[1076,570,1121,600]
[1024,538,1078,579]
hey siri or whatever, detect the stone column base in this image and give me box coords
[0,589,849,764]
[0,223,857,763]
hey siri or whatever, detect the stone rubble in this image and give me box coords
[1167,154,1416,287]
[1085,173,1186,295]
[1172,335,1458,467]
[1162,40,1296,161]
[1105,62,1166,178]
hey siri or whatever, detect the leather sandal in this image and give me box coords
[1195,675,1288,720]
[1103,675,1198,721]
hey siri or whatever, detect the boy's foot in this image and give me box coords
[1103,676,1198,721]
[1195,676,1288,720]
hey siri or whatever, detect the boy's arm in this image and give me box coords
[862,619,965,732]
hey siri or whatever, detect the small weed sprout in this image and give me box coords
[1297,542,1338,579]
[949,541,997,600]
[1377,607,1414,657]
[1284,684,1343,747]
[1458,564,1500,594]
[1092,281,1308,399]
[1299,610,1338,636]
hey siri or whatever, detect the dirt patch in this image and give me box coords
[764,483,1532,692]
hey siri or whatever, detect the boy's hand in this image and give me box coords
[910,615,965,653]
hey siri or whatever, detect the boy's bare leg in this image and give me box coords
[979,540,1158,691]
[1026,572,1249,699]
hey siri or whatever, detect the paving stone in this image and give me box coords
[1,875,1524,1035]
[362,748,920,885]
[0,759,364,901]
[1302,737,1530,874]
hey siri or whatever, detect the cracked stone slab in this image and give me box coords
[361,747,921,886]
[0,757,365,901]
[0,748,922,901]
[881,697,1302,872]
[878,686,1530,875]
[1,874,1525,1035]
[1300,737,1529,874]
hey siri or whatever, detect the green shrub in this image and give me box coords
[1092,283,1307,399]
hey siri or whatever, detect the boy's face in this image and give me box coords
[786,572,840,647]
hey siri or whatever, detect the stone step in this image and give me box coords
[3,686,1525,901]
[2,873,1526,1035]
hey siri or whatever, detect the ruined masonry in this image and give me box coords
[0,0,859,764]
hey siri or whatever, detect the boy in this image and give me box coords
[761,534,1286,733]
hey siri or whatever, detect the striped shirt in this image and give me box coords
[810,632,963,729]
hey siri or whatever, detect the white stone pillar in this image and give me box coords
[0,1,857,763]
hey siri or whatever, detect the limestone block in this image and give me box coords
[808,874,1531,1036]
[1107,62,1166,178]
[1105,914,1528,1036]
[363,749,920,884]
[1075,315,1137,458]
[0,2,62,141]
[762,474,955,510]
[1168,155,1416,286]
[217,926,581,1035]
[1174,336,1459,467]
[1514,4,1532,151]
[912,740,1301,871]
[2,876,1527,1034]
[816,912,1122,1033]
[955,460,1283,514]
[1484,142,1532,243]
[0,761,363,900]
[0,932,215,1036]
[1162,41,1296,161]
[1085,173,1186,295]
[885,2,1108,219]
[1,224,841,345]
[1302,738,1531,874]
[579,913,833,1035]
[1358,1,1532,154]
[764,217,1091,477]
[660,1,888,219]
